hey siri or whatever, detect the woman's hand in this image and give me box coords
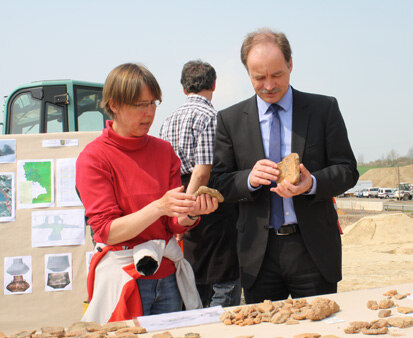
[156,186,197,218]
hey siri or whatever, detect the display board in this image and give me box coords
[0,131,100,333]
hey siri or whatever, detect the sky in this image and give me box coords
[1,0,412,163]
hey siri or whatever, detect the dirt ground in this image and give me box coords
[338,209,413,292]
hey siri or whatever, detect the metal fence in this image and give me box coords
[383,203,413,212]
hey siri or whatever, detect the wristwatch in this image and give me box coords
[187,215,200,221]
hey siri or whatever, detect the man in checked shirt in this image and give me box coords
[160,60,241,307]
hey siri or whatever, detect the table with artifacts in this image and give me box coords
[131,283,413,338]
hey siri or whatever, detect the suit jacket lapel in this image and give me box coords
[291,89,310,161]
[246,95,266,163]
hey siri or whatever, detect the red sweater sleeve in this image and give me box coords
[76,146,122,243]
[165,146,200,234]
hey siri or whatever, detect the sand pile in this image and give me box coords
[340,213,413,292]
[359,164,413,188]
[342,213,413,245]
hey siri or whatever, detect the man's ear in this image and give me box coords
[183,87,188,96]
[212,81,216,92]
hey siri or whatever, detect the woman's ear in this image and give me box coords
[108,99,119,115]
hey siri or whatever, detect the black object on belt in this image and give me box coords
[269,224,299,236]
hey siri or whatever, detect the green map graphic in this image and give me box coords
[24,161,51,203]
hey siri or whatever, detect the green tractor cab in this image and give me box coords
[2,80,109,134]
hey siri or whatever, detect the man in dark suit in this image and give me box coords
[211,28,359,304]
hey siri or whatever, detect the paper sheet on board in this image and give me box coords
[56,158,82,207]
[136,306,225,332]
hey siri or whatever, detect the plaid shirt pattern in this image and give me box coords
[159,94,216,175]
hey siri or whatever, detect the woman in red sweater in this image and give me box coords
[76,63,218,323]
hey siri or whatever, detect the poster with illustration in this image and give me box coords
[44,253,72,292]
[17,159,54,209]
[32,209,85,247]
[4,256,32,295]
[0,172,15,222]
[0,139,16,163]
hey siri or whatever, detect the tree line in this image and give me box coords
[358,147,413,167]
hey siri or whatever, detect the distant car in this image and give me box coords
[362,189,369,198]
[354,190,364,198]
[378,188,394,199]
[368,187,379,198]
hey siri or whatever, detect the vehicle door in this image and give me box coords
[7,86,68,134]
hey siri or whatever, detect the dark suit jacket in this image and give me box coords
[211,88,359,289]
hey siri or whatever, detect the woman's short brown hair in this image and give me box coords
[101,63,162,118]
[241,28,292,70]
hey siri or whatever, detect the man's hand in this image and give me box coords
[249,159,280,188]
[189,193,219,216]
[271,163,313,198]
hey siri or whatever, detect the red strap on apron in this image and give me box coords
[87,246,143,321]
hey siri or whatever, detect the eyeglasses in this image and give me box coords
[130,100,161,110]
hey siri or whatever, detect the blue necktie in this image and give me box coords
[268,104,284,230]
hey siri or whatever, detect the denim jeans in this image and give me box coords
[137,273,183,315]
[197,278,242,308]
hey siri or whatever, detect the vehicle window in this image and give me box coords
[75,87,106,131]
[46,102,64,133]
[10,92,41,134]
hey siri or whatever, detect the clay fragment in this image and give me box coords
[9,331,36,338]
[260,312,273,322]
[387,316,413,328]
[292,299,308,309]
[397,306,413,314]
[257,299,274,313]
[361,327,388,335]
[244,318,255,325]
[344,321,370,334]
[306,298,340,321]
[102,322,128,332]
[276,153,300,184]
[271,310,290,324]
[291,311,307,320]
[253,317,262,324]
[378,309,391,318]
[82,334,106,338]
[233,307,242,313]
[378,299,394,309]
[65,328,88,336]
[184,333,200,338]
[369,319,388,329]
[194,186,224,202]
[383,289,397,297]
[344,326,360,334]
[367,300,379,310]
[115,327,147,334]
[41,327,65,336]
[394,292,410,300]
[286,319,300,325]
[152,332,173,338]
[293,334,321,338]
[67,322,101,332]
[219,311,234,322]
[320,336,340,338]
